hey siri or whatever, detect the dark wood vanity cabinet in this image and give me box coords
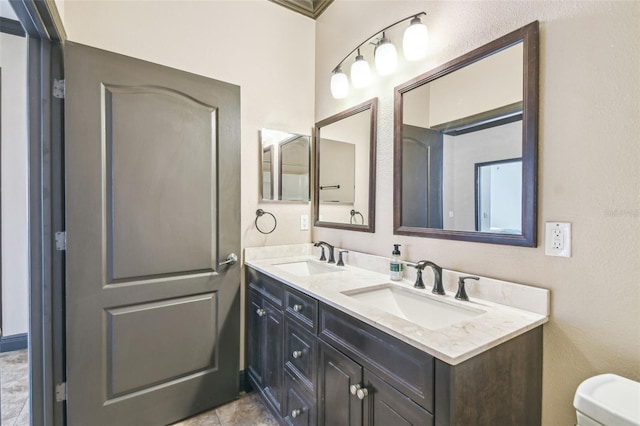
[245,267,542,426]
[247,288,284,414]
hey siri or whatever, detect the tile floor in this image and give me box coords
[1,350,29,426]
[170,393,279,426]
[0,349,277,426]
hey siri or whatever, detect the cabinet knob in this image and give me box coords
[293,304,303,312]
[292,350,303,359]
[291,409,301,418]
[349,384,361,395]
[356,387,369,400]
[256,308,266,317]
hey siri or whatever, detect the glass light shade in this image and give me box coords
[403,17,428,61]
[330,69,349,99]
[375,38,398,76]
[350,55,372,88]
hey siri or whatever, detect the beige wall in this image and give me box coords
[59,0,316,251]
[55,1,640,424]
[315,1,639,424]
[58,0,316,368]
[0,32,29,337]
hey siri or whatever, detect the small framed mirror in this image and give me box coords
[260,129,311,202]
[314,98,377,232]
[394,22,538,246]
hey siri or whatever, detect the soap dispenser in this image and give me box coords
[390,244,403,281]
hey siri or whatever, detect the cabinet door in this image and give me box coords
[247,290,265,385]
[263,300,284,414]
[363,371,433,426]
[318,340,363,426]
[284,377,316,426]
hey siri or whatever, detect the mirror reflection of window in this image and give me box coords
[260,129,310,202]
[476,158,522,234]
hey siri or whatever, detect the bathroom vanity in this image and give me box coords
[244,245,549,426]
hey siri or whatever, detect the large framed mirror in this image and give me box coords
[394,22,538,246]
[260,129,311,202]
[314,98,377,232]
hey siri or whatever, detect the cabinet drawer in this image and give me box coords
[246,266,283,308]
[284,319,317,395]
[285,287,318,332]
[284,374,316,426]
[319,303,434,413]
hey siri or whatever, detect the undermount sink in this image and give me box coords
[273,260,340,277]
[342,284,485,330]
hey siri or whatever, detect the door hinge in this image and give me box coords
[53,79,65,99]
[55,231,67,251]
[55,382,67,402]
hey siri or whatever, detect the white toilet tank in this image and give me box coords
[574,373,640,426]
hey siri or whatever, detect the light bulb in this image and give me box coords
[374,34,398,76]
[350,51,372,88]
[330,67,349,99]
[403,16,428,61]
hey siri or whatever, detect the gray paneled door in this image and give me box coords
[64,42,241,425]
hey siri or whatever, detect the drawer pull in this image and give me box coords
[256,308,267,317]
[292,350,303,359]
[349,384,361,395]
[293,304,303,312]
[356,387,369,400]
[291,409,301,418]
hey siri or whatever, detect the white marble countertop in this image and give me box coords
[244,245,549,365]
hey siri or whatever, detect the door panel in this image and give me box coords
[65,42,240,425]
[106,85,217,280]
[106,293,218,397]
[402,124,443,229]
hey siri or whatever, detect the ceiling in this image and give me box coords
[269,0,334,19]
[0,0,334,22]
[0,0,17,19]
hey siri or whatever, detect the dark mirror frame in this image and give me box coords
[393,21,539,246]
[314,98,378,232]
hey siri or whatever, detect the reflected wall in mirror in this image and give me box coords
[260,129,311,202]
[394,21,538,246]
[315,98,377,232]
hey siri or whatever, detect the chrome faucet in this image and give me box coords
[314,241,335,264]
[413,260,444,294]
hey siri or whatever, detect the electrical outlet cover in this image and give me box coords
[545,222,571,257]
[300,214,309,231]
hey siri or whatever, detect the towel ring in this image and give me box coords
[255,209,277,234]
[350,209,364,225]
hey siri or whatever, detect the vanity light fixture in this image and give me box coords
[350,49,372,88]
[329,12,427,99]
[403,15,429,61]
[374,32,398,75]
[330,66,349,99]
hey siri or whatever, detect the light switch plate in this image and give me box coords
[545,222,571,257]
